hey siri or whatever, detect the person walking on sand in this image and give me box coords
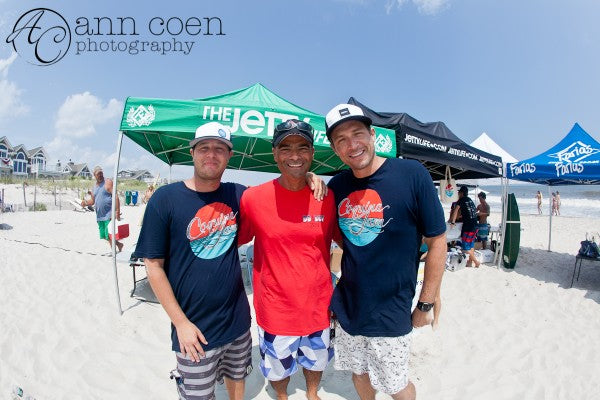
[450,186,480,268]
[325,104,447,400]
[536,191,543,215]
[82,166,123,252]
[556,191,561,215]
[238,119,340,400]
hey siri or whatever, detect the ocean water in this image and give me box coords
[477,184,600,218]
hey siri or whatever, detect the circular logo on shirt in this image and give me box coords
[186,202,238,259]
[337,189,391,246]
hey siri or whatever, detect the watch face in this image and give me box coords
[418,302,434,312]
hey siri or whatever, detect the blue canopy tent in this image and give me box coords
[506,123,600,250]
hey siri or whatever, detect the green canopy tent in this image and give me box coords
[119,83,396,174]
[108,83,397,314]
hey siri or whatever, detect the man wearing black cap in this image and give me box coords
[450,186,480,267]
[324,104,447,400]
[238,119,340,400]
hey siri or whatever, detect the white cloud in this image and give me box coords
[0,52,17,78]
[0,52,29,120]
[55,92,123,138]
[385,0,449,15]
[413,0,449,15]
[45,136,107,167]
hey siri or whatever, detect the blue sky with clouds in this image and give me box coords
[1,0,600,182]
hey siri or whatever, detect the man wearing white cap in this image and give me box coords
[136,122,252,400]
[238,119,340,400]
[324,104,447,400]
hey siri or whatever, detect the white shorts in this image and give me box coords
[333,323,411,394]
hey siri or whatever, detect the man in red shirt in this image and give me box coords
[239,119,339,400]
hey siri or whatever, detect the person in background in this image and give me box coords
[552,192,558,216]
[143,184,155,204]
[82,166,123,252]
[476,192,490,250]
[536,191,543,215]
[556,191,561,215]
[450,186,480,268]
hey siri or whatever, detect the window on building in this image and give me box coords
[14,152,27,174]
[0,145,7,159]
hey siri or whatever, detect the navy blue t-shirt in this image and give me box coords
[328,158,446,337]
[135,181,251,352]
[456,196,478,232]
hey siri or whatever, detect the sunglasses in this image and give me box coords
[274,119,314,135]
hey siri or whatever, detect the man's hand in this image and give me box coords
[411,308,433,328]
[175,320,209,363]
[306,172,328,201]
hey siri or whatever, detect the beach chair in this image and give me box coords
[116,247,158,303]
[330,246,342,287]
[68,198,93,212]
[240,245,254,290]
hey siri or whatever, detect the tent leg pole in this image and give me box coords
[548,187,552,252]
[169,165,172,184]
[497,178,509,267]
[111,132,124,316]
[495,177,508,268]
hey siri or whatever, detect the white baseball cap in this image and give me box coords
[325,103,372,139]
[190,122,233,149]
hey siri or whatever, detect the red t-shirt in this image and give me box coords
[239,179,340,335]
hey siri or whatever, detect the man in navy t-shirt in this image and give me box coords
[325,104,447,400]
[136,122,251,400]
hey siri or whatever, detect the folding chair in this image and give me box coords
[240,245,254,290]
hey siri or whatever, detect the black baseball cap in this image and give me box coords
[272,119,314,147]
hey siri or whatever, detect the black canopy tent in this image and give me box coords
[348,98,504,180]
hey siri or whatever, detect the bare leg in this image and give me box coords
[352,373,376,400]
[270,376,290,400]
[432,288,442,330]
[467,248,480,267]
[303,369,322,400]
[107,238,123,252]
[224,377,245,400]
[391,381,416,400]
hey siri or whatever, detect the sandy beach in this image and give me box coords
[1,184,600,400]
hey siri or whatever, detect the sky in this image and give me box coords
[1,0,600,183]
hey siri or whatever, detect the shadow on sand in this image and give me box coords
[508,246,600,304]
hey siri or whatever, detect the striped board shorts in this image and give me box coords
[460,230,478,250]
[174,329,252,400]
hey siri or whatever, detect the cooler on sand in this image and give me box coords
[108,221,129,241]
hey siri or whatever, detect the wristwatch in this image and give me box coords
[416,301,434,312]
